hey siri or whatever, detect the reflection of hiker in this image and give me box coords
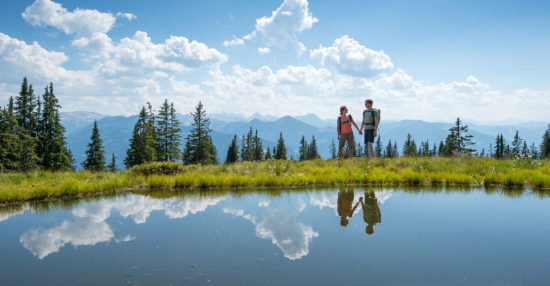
[360,99,380,158]
[359,191,381,235]
[337,187,360,227]
[337,106,361,160]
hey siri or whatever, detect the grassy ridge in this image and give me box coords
[1,157,549,203]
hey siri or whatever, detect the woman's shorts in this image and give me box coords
[339,133,354,149]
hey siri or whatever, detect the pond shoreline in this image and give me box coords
[1,158,549,205]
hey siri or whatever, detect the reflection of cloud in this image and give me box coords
[20,218,114,259]
[258,200,270,207]
[20,194,226,259]
[375,190,392,204]
[256,208,318,260]
[224,204,318,260]
[309,192,337,213]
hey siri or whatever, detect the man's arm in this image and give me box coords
[350,201,360,217]
[351,116,362,134]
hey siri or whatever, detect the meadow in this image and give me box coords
[1,157,549,204]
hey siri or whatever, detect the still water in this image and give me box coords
[1,188,549,285]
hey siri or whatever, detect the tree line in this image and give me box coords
[2,78,550,172]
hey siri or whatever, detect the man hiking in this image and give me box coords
[337,106,361,159]
[360,99,380,158]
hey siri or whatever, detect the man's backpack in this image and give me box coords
[363,109,380,127]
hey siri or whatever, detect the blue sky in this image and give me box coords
[0,0,549,122]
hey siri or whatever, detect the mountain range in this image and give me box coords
[61,112,549,170]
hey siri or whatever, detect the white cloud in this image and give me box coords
[223,36,245,47]
[0,32,95,89]
[22,0,120,36]
[258,47,271,54]
[310,35,394,77]
[116,12,137,21]
[226,0,317,52]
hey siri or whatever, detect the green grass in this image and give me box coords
[1,157,550,204]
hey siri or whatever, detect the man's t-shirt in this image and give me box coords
[363,109,380,130]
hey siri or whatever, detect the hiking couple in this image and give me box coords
[337,99,380,159]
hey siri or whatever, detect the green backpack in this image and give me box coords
[363,109,380,127]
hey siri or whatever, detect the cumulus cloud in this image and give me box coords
[310,35,394,77]
[116,12,137,21]
[0,33,95,89]
[225,0,317,52]
[73,31,228,76]
[22,0,121,36]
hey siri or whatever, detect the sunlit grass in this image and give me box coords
[1,157,549,203]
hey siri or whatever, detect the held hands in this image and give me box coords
[373,130,377,137]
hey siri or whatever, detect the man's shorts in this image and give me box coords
[339,133,354,149]
[364,129,375,144]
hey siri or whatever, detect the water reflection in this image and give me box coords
[360,191,382,235]
[224,198,319,260]
[18,194,226,259]
[337,187,360,227]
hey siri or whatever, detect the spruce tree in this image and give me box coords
[511,131,522,158]
[39,83,72,170]
[265,147,272,160]
[540,124,550,158]
[403,133,417,157]
[125,106,157,167]
[108,153,117,172]
[375,136,382,157]
[329,139,337,159]
[0,105,23,171]
[156,100,182,161]
[183,101,217,165]
[299,136,308,161]
[253,129,263,161]
[225,135,239,164]
[82,120,106,171]
[308,136,319,159]
[448,117,475,156]
[274,132,287,160]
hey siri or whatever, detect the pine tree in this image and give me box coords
[253,129,263,161]
[156,100,182,161]
[403,133,417,157]
[108,153,117,172]
[329,139,337,159]
[183,101,217,165]
[511,131,522,158]
[393,142,399,157]
[182,140,192,165]
[125,106,156,167]
[240,135,248,161]
[82,120,106,171]
[448,117,475,156]
[0,105,23,171]
[374,136,382,157]
[385,140,393,158]
[225,135,239,164]
[540,124,550,158]
[39,83,72,170]
[299,136,308,161]
[274,132,287,160]
[308,136,319,159]
[530,142,538,159]
[265,147,272,160]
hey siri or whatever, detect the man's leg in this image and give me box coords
[368,142,374,158]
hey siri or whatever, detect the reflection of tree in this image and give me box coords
[360,191,381,236]
[19,194,226,259]
[337,187,360,227]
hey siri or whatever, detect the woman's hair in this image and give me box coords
[340,106,347,115]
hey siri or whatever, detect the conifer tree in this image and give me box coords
[403,133,417,157]
[225,135,239,164]
[265,147,272,160]
[308,136,319,159]
[393,141,399,157]
[540,124,550,158]
[39,83,72,170]
[125,106,157,167]
[253,129,263,161]
[156,100,182,161]
[299,136,308,161]
[447,117,475,156]
[384,140,393,158]
[240,134,248,161]
[530,142,538,159]
[183,101,217,165]
[82,120,106,171]
[511,131,522,158]
[375,136,382,157]
[0,105,22,171]
[274,132,287,160]
[329,139,337,159]
[108,153,117,172]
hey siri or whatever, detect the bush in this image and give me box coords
[129,161,186,176]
